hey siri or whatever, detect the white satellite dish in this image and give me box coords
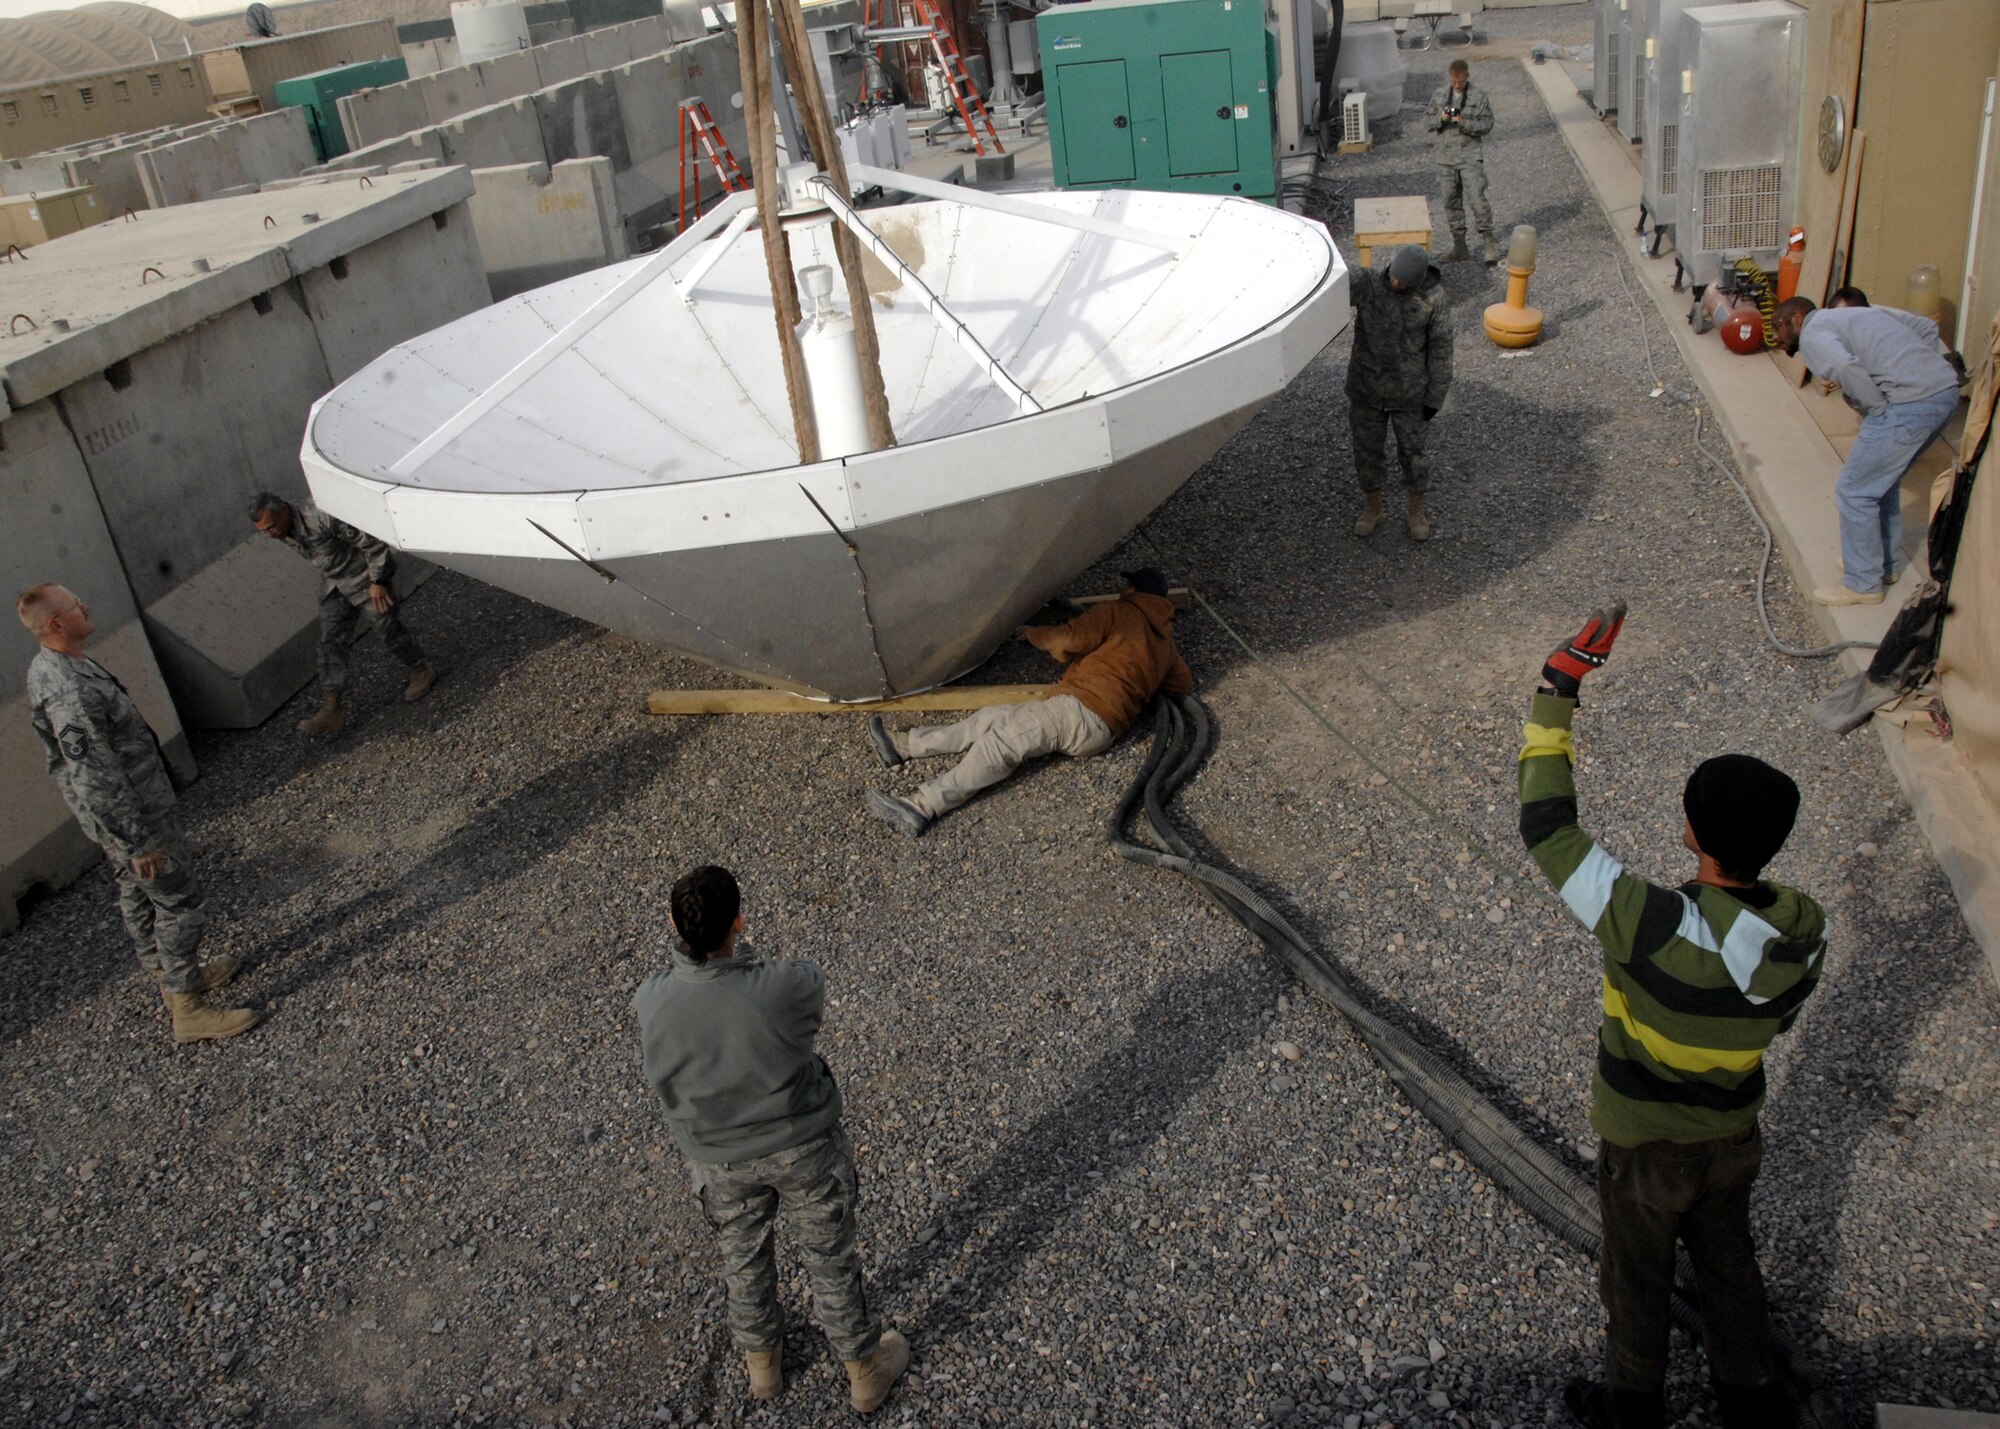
[303,179,1349,701]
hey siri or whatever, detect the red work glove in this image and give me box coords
[1540,603,1626,700]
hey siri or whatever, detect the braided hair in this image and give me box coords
[671,865,740,961]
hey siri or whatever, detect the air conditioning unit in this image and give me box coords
[1341,90,1370,148]
[1675,0,1806,294]
[1616,0,1646,141]
[1593,0,1624,118]
[1640,0,1746,253]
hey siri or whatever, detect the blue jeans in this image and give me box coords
[1835,387,1958,593]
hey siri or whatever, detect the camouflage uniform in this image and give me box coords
[1425,80,1496,250]
[25,649,206,991]
[690,1127,880,1360]
[1345,260,1454,493]
[279,500,427,694]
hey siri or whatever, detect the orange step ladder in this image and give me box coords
[677,98,750,234]
[867,0,1003,156]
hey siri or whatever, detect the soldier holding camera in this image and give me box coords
[1426,58,1497,266]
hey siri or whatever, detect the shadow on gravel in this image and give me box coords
[245,723,685,1003]
[879,961,1274,1337]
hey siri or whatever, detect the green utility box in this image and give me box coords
[1038,0,1277,203]
[274,57,410,161]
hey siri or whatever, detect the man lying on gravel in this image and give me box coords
[862,567,1194,837]
[1518,605,1827,1429]
[17,583,262,1045]
[632,865,911,1412]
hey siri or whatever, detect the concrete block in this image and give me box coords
[533,34,593,88]
[469,156,629,300]
[976,151,1015,182]
[338,81,431,151]
[1,155,73,196]
[136,108,319,209]
[533,72,631,171]
[420,64,489,124]
[298,196,491,381]
[1,398,192,935]
[51,290,336,609]
[624,16,668,56]
[475,49,541,105]
[582,25,634,72]
[62,145,153,216]
[318,129,451,174]
[611,53,687,165]
[440,97,550,171]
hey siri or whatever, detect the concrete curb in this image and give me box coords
[1524,57,2000,981]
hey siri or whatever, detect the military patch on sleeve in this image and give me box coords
[57,723,90,762]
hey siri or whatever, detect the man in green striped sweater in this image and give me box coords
[1518,606,1826,1429]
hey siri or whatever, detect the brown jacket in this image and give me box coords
[1024,592,1193,737]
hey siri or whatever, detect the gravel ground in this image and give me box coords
[4,12,1997,1427]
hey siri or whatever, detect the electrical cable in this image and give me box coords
[1107,693,1846,1429]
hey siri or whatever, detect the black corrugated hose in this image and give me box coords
[1107,693,1845,1429]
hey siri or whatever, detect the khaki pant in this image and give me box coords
[1596,1123,1775,1396]
[900,694,1114,820]
[691,1128,879,1361]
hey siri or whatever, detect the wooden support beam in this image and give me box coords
[648,684,1051,715]
[1072,587,1191,608]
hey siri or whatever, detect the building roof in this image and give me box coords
[0,5,199,87]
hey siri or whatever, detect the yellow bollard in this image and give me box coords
[1483,224,1544,348]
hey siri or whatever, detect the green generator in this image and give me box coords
[1037,0,1278,203]
[274,57,410,161]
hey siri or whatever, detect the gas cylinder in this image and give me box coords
[1720,302,1765,354]
[1777,228,1806,303]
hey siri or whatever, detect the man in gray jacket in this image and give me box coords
[250,492,436,735]
[634,865,910,1412]
[1346,245,1455,541]
[17,583,262,1044]
[1426,59,1497,265]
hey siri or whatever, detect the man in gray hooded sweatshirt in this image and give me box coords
[633,865,910,1412]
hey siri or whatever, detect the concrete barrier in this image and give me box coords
[532,34,593,88]
[136,108,319,209]
[1,154,72,196]
[662,0,707,43]
[582,25,634,72]
[62,143,154,215]
[401,36,458,77]
[1,398,193,936]
[439,98,549,171]
[297,192,490,380]
[533,72,630,171]
[610,53,685,164]
[474,49,542,106]
[339,82,431,152]
[469,157,628,299]
[625,16,668,56]
[419,64,490,124]
[315,128,451,174]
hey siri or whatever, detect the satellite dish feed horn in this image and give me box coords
[247,4,278,37]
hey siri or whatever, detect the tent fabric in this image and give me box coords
[0,5,198,87]
[1937,311,2000,816]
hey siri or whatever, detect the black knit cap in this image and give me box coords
[1683,755,1801,879]
[1123,567,1170,597]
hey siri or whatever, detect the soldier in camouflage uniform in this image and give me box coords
[250,492,436,736]
[633,866,911,1413]
[1426,59,1498,265]
[16,584,262,1044]
[1346,245,1455,541]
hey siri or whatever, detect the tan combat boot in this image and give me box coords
[1483,235,1501,266]
[1445,237,1471,263]
[845,1329,910,1414]
[162,989,263,1044]
[744,1348,782,1401]
[296,692,345,735]
[1353,492,1386,538]
[403,661,437,702]
[1407,492,1433,542]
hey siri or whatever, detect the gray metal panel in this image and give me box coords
[1593,0,1622,117]
[1675,0,1805,285]
[1616,0,1644,142]
[1640,0,1729,224]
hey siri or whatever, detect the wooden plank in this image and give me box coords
[1073,586,1191,608]
[1792,0,1866,312]
[648,684,1052,715]
[1831,129,1868,298]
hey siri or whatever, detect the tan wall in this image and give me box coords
[226,20,401,112]
[0,58,213,161]
[1940,319,2000,816]
[1849,0,2000,338]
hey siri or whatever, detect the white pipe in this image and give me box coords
[391,189,757,478]
[845,163,1190,256]
[675,205,757,303]
[1961,77,1995,352]
[805,176,1044,415]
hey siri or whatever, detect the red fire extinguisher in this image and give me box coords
[1777,228,1806,304]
